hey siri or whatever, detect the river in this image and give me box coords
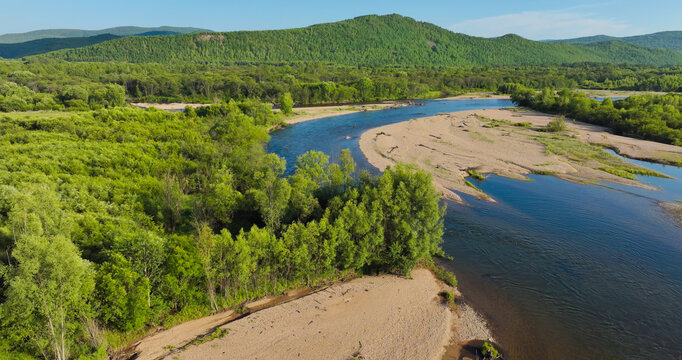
[267,99,682,360]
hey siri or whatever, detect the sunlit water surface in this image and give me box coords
[268,99,682,359]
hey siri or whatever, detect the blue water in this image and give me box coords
[267,99,682,360]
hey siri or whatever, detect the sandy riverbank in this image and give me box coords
[438,92,511,100]
[281,102,411,124]
[129,101,409,121]
[575,89,671,98]
[359,107,682,203]
[128,269,492,360]
[130,102,208,111]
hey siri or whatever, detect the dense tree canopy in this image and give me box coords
[508,84,682,146]
[1,59,681,113]
[0,101,446,359]
[39,15,682,66]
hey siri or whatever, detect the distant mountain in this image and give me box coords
[0,26,207,44]
[0,30,204,59]
[39,15,682,67]
[0,34,121,58]
[551,31,682,52]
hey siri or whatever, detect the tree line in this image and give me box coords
[0,101,445,359]
[2,59,682,113]
[38,14,682,66]
[507,84,682,146]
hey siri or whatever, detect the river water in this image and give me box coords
[267,99,682,360]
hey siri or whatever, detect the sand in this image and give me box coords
[281,102,410,124]
[438,92,511,100]
[575,89,671,98]
[123,288,312,360]
[130,101,409,122]
[134,269,491,360]
[130,102,208,111]
[359,108,682,203]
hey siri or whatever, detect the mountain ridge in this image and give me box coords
[0,26,207,44]
[37,15,682,66]
[550,31,682,52]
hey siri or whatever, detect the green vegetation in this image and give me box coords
[0,101,447,359]
[467,169,485,181]
[278,92,293,115]
[3,59,682,112]
[530,170,556,176]
[510,85,682,145]
[0,26,206,44]
[542,117,568,132]
[40,15,682,66]
[442,291,456,310]
[429,264,458,287]
[533,133,670,178]
[598,167,637,180]
[554,31,682,53]
[464,179,484,192]
[190,327,230,346]
[482,341,501,359]
[513,122,532,127]
[0,34,122,59]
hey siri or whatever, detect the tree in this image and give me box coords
[195,224,219,312]
[250,156,291,231]
[278,92,294,115]
[2,235,94,360]
[1,186,94,360]
[206,167,242,225]
[162,172,186,232]
[370,164,445,274]
[94,254,149,331]
[115,230,165,308]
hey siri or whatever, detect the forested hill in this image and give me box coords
[552,31,682,52]
[40,14,682,66]
[0,34,121,58]
[0,26,206,43]
[0,31,192,59]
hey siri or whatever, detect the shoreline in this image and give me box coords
[358,107,682,203]
[123,269,493,360]
[281,101,411,125]
[130,93,511,125]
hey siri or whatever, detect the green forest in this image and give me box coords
[508,85,682,146]
[2,59,682,113]
[0,101,446,359]
[553,31,682,52]
[40,15,682,66]
[1,11,682,360]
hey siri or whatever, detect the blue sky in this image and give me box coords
[1,0,680,40]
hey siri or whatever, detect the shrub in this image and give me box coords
[544,117,567,132]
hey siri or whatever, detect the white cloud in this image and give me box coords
[450,10,635,40]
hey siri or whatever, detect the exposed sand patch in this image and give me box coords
[164,269,491,360]
[574,89,671,98]
[359,108,681,203]
[438,92,510,100]
[131,102,208,111]
[125,288,312,360]
[130,102,410,122]
[281,102,410,124]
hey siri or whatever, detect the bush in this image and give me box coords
[544,117,567,132]
[482,341,501,359]
[430,263,458,287]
